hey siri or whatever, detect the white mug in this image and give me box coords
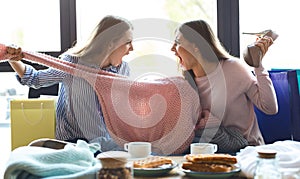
[190,143,218,154]
[124,142,151,158]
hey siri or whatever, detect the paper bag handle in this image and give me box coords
[21,102,44,125]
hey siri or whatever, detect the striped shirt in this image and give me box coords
[17,54,130,151]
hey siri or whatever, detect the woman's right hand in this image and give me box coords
[6,45,26,77]
[6,45,24,61]
[254,36,273,58]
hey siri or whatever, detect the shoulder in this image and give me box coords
[59,53,78,63]
[221,58,255,79]
[222,58,251,72]
[222,58,247,68]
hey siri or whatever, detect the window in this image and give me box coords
[76,0,217,79]
[0,73,29,122]
[239,0,300,69]
[0,0,218,123]
[0,0,60,51]
[0,0,60,123]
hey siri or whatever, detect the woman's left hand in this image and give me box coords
[254,36,273,57]
[194,109,210,131]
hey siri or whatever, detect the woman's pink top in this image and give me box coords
[195,59,278,145]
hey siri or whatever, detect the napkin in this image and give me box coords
[237,140,300,178]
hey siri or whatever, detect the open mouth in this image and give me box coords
[174,54,186,70]
[177,55,183,65]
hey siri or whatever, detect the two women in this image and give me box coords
[7,17,277,154]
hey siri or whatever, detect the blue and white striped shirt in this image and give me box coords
[17,54,130,151]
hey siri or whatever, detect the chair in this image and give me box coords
[255,70,300,144]
[28,84,59,98]
[288,70,300,141]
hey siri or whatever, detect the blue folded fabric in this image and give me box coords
[4,140,101,179]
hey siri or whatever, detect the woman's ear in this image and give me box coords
[108,39,120,52]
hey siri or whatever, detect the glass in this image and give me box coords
[0,0,61,52]
[76,0,217,79]
[254,150,282,179]
[97,151,133,179]
[240,0,300,70]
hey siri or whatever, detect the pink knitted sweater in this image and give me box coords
[0,44,200,155]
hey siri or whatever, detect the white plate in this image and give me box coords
[133,161,178,177]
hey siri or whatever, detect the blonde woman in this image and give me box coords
[8,15,134,152]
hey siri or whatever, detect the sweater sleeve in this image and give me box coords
[246,65,278,115]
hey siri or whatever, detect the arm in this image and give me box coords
[6,46,26,77]
[246,37,278,114]
[8,60,26,78]
[248,66,278,114]
[6,45,66,88]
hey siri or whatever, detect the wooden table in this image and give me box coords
[134,156,247,179]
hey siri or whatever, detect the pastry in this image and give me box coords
[182,153,238,173]
[182,161,233,172]
[133,156,173,168]
[185,153,237,165]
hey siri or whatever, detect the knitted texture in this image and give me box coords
[4,140,100,179]
[0,44,200,155]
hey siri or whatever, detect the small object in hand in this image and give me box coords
[242,29,278,67]
[242,29,278,41]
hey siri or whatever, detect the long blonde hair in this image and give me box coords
[178,20,232,61]
[179,20,233,85]
[65,15,133,65]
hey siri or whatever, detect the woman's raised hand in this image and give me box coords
[6,44,24,61]
[254,36,273,57]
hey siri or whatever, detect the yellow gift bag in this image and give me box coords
[10,99,56,150]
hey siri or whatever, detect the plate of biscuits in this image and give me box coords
[133,156,177,176]
[180,154,241,178]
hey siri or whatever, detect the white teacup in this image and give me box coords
[190,143,218,154]
[124,142,151,158]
